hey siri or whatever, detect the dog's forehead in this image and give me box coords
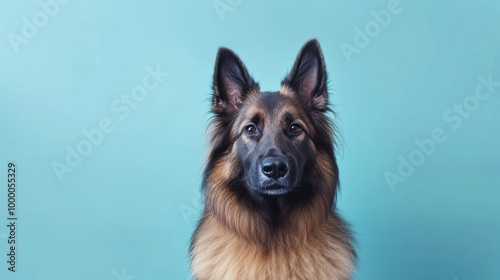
[242,91,300,118]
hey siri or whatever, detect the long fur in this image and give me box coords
[190,40,356,280]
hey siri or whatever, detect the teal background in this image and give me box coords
[1,0,500,279]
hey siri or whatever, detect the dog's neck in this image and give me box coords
[206,185,333,248]
[248,190,311,228]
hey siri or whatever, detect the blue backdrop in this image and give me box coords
[1,0,499,279]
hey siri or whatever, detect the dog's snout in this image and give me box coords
[261,157,289,179]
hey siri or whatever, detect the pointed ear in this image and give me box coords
[281,39,328,111]
[212,47,259,115]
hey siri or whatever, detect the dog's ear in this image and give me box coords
[212,48,259,115]
[282,39,328,111]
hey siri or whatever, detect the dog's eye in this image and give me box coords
[289,123,302,135]
[245,125,257,136]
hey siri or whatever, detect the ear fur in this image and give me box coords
[282,39,328,111]
[212,48,259,115]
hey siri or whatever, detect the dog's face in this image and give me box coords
[211,40,330,197]
[233,92,313,195]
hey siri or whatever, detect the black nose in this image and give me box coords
[261,157,289,179]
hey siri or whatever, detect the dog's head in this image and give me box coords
[209,39,336,199]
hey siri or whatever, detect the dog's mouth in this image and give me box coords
[261,185,289,195]
[257,179,291,196]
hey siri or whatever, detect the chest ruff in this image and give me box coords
[190,214,355,280]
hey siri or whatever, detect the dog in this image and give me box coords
[190,39,356,280]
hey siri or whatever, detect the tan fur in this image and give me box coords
[191,152,355,280]
[280,85,295,97]
[280,84,328,112]
[191,214,355,280]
